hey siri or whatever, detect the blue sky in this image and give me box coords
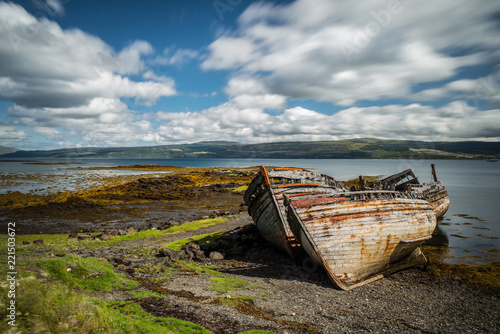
[0,0,499,150]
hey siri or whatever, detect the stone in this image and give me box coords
[194,251,206,261]
[68,232,78,238]
[22,241,31,245]
[126,227,138,234]
[158,249,181,262]
[117,229,127,236]
[99,233,113,241]
[209,251,224,260]
[33,239,44,245]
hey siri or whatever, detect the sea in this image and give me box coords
[1,158,499,265]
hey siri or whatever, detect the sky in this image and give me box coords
[0,0,499,150]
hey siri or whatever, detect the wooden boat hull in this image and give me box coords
[374,166,450,218]
[411,182,450,218]
[244,166,347,260]
[286,194,437,290]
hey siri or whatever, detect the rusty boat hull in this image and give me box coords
[410,181,450,218]
[244,166,348,260]
[374,165,450,218]
[285,192,437,290]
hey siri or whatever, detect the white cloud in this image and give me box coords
[0,2,179,147]
[0,125,27,141]
[203,0,500,106]
[153,100,500,143]
[0,6,177,109]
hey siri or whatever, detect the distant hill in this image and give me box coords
[0,146,20,155]
[1,139,499,159]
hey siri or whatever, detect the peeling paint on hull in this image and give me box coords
[244,166,348,260]
[286,193,437,290]
[411,181,450,218]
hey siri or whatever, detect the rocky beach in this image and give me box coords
[1,165,499,333]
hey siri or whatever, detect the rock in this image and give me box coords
[78,235,91,240]
[182,242,201,252]
[177,250,188,260]
[33,239,44,245]
[184,250,195,260]
[126,227,138,234]
[209,251,225,260]
[113,258,131,266]
[68,232,78,238]
[158,249,181,262]
[22,241,31,245]
[194,251,206,261]
[117,229,127,236]
[99,233,113,241]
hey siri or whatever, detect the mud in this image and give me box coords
[1,166,256,234]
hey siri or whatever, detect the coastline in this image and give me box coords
[1,166,499,333]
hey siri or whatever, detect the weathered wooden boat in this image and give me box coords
[285,191,437,290]
[373,164,450,218]
[243,166,348,260]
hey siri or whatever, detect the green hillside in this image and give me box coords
[1,139,499,159]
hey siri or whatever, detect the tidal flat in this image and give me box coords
[0,166,499,333]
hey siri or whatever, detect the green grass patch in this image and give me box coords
[100,299,213,334]
[210,277,251,293]
[97,229,165,244]
[231,185,248,193]
[39,254,138,292]
[0,274,122,333]
[175,261,224,277]
[129,291,167,300]
[165,217,227,234]
[163,231,226,251]
[214,295,256,307]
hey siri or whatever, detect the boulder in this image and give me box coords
[209,251,224,260]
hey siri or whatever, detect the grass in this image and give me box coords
[163,231,227,251]
[213,295,256,307]
[39,255,138,292]
[0,274,214,333]
[165,217,227,234]
[175,261,225,277]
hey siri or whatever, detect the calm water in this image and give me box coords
[1,158,499,264]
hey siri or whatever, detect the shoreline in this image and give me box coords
[1,166,499,333]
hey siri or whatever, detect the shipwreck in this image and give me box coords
[285,191,436,290]
[243,166,348,260]
[244,165,447,290]
[373,164,450,218]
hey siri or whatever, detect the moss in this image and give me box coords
[163,231,227,251]
[423,251,500,289]
[97,299,213,333]
[213,295,256,307]
[341,175,383,188]
[175,261,224,277]
[39,255,139,292]
[165,217,228,234]
[129,291,167,300]
[232,185,249,193]
[210,277,262,293]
